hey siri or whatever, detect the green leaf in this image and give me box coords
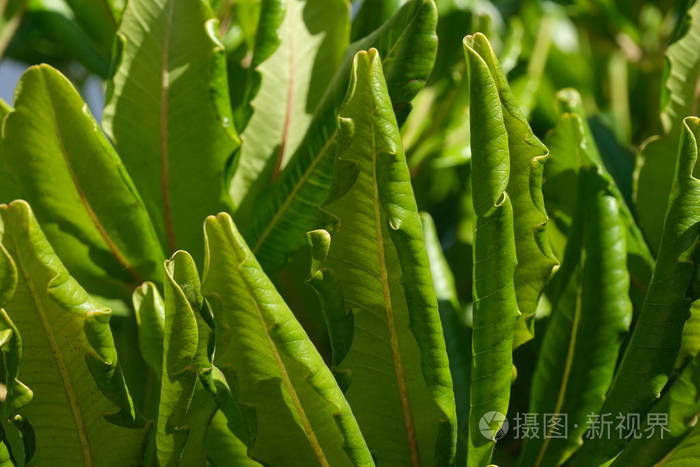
[677,299,700,368]
[0,99,18,206]
[612,354,700,466]
[178,385,218,467]
[305,229,352,367]
[350,0,400,41]
[156,250,211,466]
[63,0,118,55]
[518,167,632,467]
[203,367,261,467]
[660,1,700,135]
[1,65,164,301]
[242,0,437,273]
[230,0,350,211]
[0,200,141,467]
[0,306,32,467]
[636,0,700,253]
[464,33,558,349]
[202,212,373,466]
[544,89,653,305]
[0,232,16,308]
[205,409,260,467]
[659,423,700,466]
[19,0,112,77]
[420,212,469,465]
[0,241,33,417]
[0,309,33,417]
[132,282,165,377]
[0,0,27,56]
[572,117,700,466]
[0,100,10,119]
[103,0,240,260]
[0,439,12,467]
[463,32,520,467]
[321,49,456,466]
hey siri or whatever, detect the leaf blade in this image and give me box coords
[202,212,373,466]
[572,117,700,465]
[0,200,141,467]
[103,0,239,259]
[243,0,438,273]
[320,49,456,466]
[2,65,164,300]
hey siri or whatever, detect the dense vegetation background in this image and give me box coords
[1,0,700,466]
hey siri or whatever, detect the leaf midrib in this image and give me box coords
[533,267,583,466]
[236,246,330,466]
[369,121,420,466]
[252,132,338,253]
[10,231,93,467]
[251,3,427,254]
[39,70,144,286]
[272,5,297,179]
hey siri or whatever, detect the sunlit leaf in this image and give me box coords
[0,200,142,466]
[103,0,240,260]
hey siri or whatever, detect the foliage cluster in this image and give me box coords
[0,0,699,466]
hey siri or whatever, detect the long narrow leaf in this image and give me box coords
[156,251,211,466]
[202,212,373,466]
[518,167,632,467]
[103,0,240,259]
[572,117,700,465]
[612,354,700,466]
[320,49,456,466]
[543,90,653,309]
[464,33,557,348]
[2,65,164,300]
[242,0,438,273]
[230,0,350,210]
[636,0,700,252]
[0,200,141,466]
[421,212,470,465]
[464,32,521,467]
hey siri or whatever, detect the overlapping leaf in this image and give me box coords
[464,32,558,349]
[0,241,32,417]
[155,251,212,466]
[636,0,700,252]
[421,212,469,465]
[518,167,632,467]
[202,212,373,466]
[2,65,163,300]
[103,0,239,260]
[543,89,653,307]
[0,200,141,466]
[572,117,700,466]
[132,282,165,378]
[305,229,352,367]
[612,354,700,466]
[230,0,350,211]
[319,49,456,466]
[242,0,438,273]
[464,33,520,467]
